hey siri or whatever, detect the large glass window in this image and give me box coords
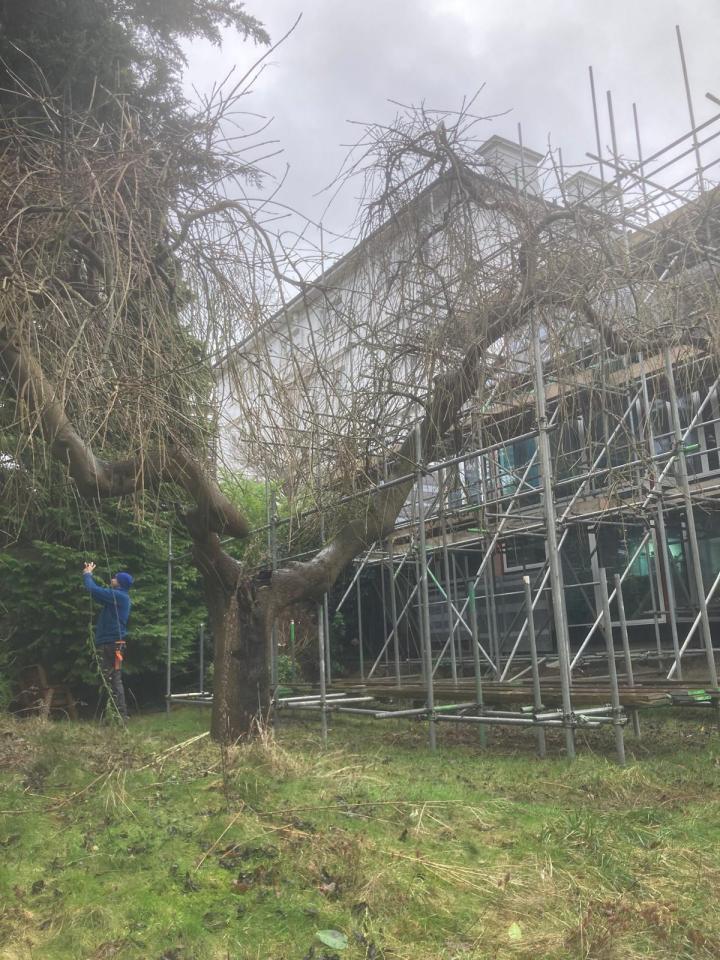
[551,420,584,494]
[463,458,482,505]
[447,459,481,509]
[587,392,637,473]
[596,526,658,619]
[497,437,539,497]
[651,387,720,480]
[697,512,720,609]
[503,535,546,571]
[561,529,595,625]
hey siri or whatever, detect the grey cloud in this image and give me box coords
[184,0,720,246]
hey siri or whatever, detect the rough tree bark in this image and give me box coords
[189,530,273,741]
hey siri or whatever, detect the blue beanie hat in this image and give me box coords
[115,571,134,590]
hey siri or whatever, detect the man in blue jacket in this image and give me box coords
[82,561,133,721]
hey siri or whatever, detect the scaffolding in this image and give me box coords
[170,32,720,763]
[172,333,720,762]
[274,336,720,764]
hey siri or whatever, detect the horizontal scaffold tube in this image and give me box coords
[535,704,614,720]
[168,695,213,705]
[277,693,349,703]
[436,715,587,727]
[279,696,376,708]
[374,701,477,719]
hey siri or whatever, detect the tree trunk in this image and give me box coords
[202,575,271,742]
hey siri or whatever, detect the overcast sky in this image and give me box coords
[184,0,720,255]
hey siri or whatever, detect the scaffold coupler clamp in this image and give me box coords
[612,706,628,727]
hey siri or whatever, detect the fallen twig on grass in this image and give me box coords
[194,803,246,870]
[136,731,210,772]
[262,798,497,816]
[386,848,506,895]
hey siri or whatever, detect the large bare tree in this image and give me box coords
[3,11,718,741]
[214,105,720,739]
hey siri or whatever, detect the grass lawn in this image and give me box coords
[1,706,719,959]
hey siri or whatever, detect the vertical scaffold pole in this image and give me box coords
[412,481,424,681]
[198,622,205,695]
[532,321,576,759]
[589,66,606,192]
[664,349,718,687]
[323,592,332,686]
[644,534,665,671]
[632,102,651,224]
[676,25,705,194]
[415,424,437,750]
[639,352,682,677]
[356,577,365,681]
[452,554,464,669]
[439,469,458,683]
[614,574,641,737]
[468,582,486,747]
[289,619,296,682]
[482,449,501,672]
[318,511,332,687]
[388,539,401,684]
[380,553,391,670]
[627,382,664,664]
[317,603,328,746]
[524,575,546,758]
[476,420,500,674]
[270,490,279,689]
[485,565,499,674]
[598,569,626,766]
[166,526,172,714]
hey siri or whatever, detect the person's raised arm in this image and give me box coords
[82,561,116,604]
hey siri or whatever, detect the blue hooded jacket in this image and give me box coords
[83,573,132,646]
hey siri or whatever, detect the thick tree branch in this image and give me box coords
[266,200,594,611]
[0,336,251,541]
[268,293,528,609]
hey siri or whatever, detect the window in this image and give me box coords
[651,387,720,480]
[463,458,482,505]
[503,535,546,572]
[551,420,584,491]
[697,513,720,607]
[596,526,682,620]
[588,392,637,471]
[497,437,540,497]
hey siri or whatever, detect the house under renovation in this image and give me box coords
[210,84,720,760]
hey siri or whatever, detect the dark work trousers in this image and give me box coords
[100,643,129,721]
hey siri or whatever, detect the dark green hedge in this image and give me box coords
[0,506,205,703]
